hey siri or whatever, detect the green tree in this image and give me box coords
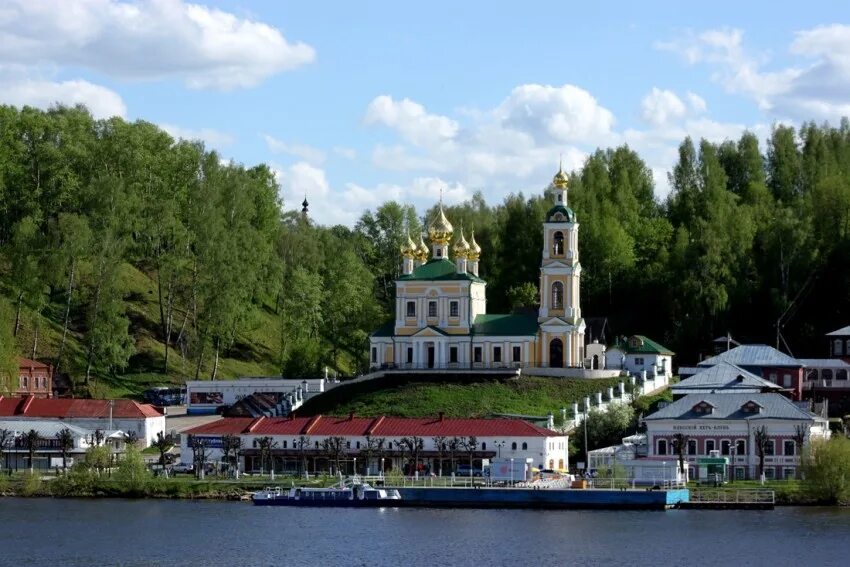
[802,437,850,504]
[573,404,636,460]
[56,428,75,471]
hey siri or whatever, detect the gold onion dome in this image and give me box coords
[400,231,417,257]
[428,203,454,244]
[468,230,481,261]
[417,234,430,262]
[452,228,470,259]
[553,166,569,189]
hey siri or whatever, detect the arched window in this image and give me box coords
[834,339,844,356]
[481,442,486,450]
[553,231,564,256]
[521,442,527,451]
[511,442,517,451]
[657,439,668,456]
[551,281,564,309]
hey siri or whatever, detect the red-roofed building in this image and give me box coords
[181,414,568,476]
[13,357,54,398]
[0,395,165,447]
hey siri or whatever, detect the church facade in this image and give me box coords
[369,166,586,372]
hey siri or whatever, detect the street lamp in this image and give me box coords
[353,457,357,478]
[494,441,505,459]
[510,457,514,485]
[380,457,385,478]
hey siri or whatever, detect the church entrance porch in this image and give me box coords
[549,338,564,368]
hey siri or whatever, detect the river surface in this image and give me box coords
[1,498,849,566]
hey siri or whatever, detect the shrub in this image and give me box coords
[19,471,43,496]
[802,437,850,505]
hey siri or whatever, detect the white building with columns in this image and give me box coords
[369,165,587,372]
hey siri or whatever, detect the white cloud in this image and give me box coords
[686,92,707,113]
[0,78,126,118]
[496,83,615,143]
[364,95,459,147]
[656,25,850,121]
[274,162,330,214]
[263,134,325,164]
[640,88,687,126]
[0,0,315,90]
[161,123,234,148]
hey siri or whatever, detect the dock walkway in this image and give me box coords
[679,488,775,510]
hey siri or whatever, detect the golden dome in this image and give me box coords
[417,234,430,262]
[468,229,482,261]
[400,231,417,258]
[427,203,454,244]
[452,228,470,259]
[552,165,569,189]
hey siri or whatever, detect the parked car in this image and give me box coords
[455,464,485,477]
[171,463,194,474]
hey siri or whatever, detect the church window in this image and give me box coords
[428,301,437,318]
[371,348,377,363]
[512,346,521,362]
[834,339,843,356]
[474,347,482,363]
[449,301,459,318]
[436,248,442,257]
[407,348,413,364]
[406,301,416,317]
[522,442,527,450]
[553,231,564,256]
[551,282,564,309]
[493,347,502,363]
[449,346,458,363]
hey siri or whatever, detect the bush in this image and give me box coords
[802,437,850,505]
[19,471,44,496]
[52,466,99,497]
[114,447,153,495]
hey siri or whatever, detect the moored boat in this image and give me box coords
[252,480,402,507]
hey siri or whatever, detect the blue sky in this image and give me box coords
[1,0,848,225]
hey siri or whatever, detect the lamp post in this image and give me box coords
[380,457,385,478]
[494,441,505,459]
[510,457,514,485]
[353,457,357,477]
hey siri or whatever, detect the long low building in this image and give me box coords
[0,396,165,447]
[0,418,127,470]
[181,414,569,475]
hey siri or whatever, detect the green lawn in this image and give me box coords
[298,375,623,422]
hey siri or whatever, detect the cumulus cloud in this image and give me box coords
[640,88,687,126]
[656,25,850,121]
[264,134,326,164]
[0,78,126,118]
[495,84,615,143]
[161,123,234,148]
[333,146,357,160]
[274,161,330,214]
[0,0,315,90]
[364,95,459,147]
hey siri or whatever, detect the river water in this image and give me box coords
[1,498,848,566]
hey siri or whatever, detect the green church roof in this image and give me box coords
[614,335,675,355]
[398,258,486,282]
[472,313,539,336]
[545,204,576,223]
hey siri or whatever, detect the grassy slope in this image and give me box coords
[298,375,623,420]
[9,263,283,399]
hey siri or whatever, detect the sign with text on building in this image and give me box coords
[672,425,732,431]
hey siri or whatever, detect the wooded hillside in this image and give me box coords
[1,105,849,397]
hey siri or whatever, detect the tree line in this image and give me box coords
[2,104,850,394]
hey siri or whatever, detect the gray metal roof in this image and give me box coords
[0,418,91,438]
[799,358,850,369]
[644,393,821,421]
[698,344,803,368]
[826,325,850,336]
[673,362,784,393]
